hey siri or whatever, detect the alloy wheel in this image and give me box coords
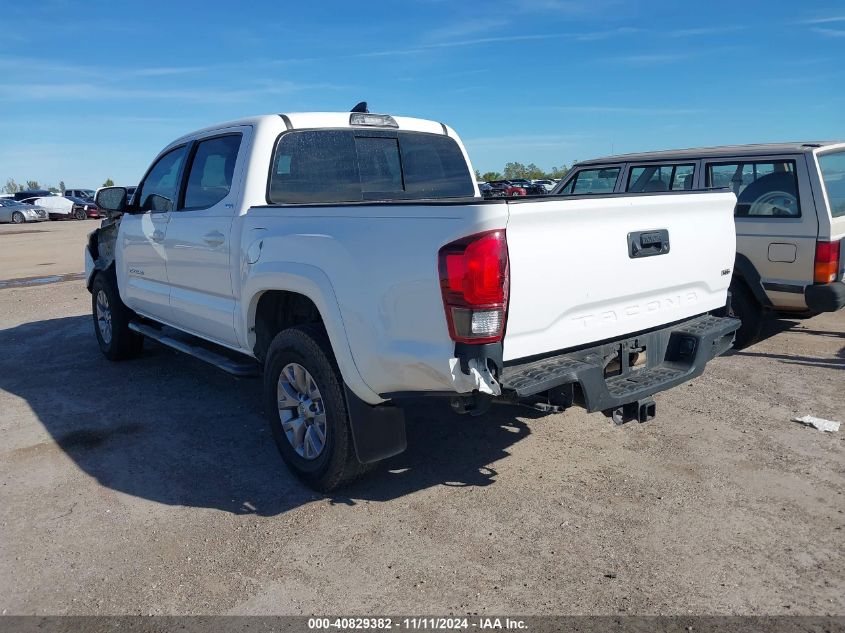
[277,363,327,460]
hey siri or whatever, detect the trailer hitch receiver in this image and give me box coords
[604,398,657,425]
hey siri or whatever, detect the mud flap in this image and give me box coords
[344,386,407,464]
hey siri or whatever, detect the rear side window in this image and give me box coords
[183,134,242,209]
[817,150,845,218]
[627,164,694,192]
[563,167,620,194]
[268,130,473,204]
[706,160,800,218]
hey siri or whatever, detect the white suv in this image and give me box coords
[552,142,845,347]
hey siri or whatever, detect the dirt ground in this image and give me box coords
[0,221,843,616]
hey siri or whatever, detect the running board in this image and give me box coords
[128,321,260,377]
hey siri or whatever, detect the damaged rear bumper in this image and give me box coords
[498,313,740,412]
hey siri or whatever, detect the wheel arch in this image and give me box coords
[241,263,383,405]
[732,253,772,308]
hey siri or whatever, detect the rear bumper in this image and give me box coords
[804,281,845,312]
[499,314,740,412]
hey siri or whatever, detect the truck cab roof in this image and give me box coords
[171,112,454,145]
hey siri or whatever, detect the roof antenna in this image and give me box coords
[350,101,369,113]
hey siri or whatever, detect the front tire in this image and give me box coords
[264,325,368,491]
[91,270,143,360]
[11,211,25,224]
[74,208,87,220]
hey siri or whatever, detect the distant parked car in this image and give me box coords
[488,180,526,197]
[0,198,49,223]
[532,179,557,192]
[125,186,138,203]
[12,190,54,202]
[508,179,546,195]
[28,196,99,220]
[478,182,495,199]
[64,188,95,201]
[66,196,101,219]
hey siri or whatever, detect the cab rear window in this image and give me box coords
[268,130,474,204]
[818,149,845,218]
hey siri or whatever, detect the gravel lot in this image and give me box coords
[1,220,843,616]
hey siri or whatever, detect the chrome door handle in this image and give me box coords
[202,231,225,247]
[151,229,165,243]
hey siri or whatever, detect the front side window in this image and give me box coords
[183,135,242,209]
[706,159,800,217]
[817,149,845,218]
[268,130,474,204]
[138,145,187,212]
[565,167,620,195]
[627,164,695,192]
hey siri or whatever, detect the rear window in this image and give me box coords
[627,164,694,192]
[268,130,474,204]
[706,159,801,218]
[817,149,845,218]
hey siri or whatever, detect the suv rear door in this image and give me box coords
[702,154,817,310]
[812,145,845,268]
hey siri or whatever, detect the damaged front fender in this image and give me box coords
[84,219,120,291]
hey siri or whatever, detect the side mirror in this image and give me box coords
[95,187,128,213]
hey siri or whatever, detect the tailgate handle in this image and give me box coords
[628,229,670,258]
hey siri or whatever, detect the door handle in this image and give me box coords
[628,229,670,259]
[151,229,165,243]
[202,231,225,247]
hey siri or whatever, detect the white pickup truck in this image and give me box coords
[87,106,740,490]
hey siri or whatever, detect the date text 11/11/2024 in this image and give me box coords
[307,617,528,630]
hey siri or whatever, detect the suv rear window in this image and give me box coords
[706,159,801,218]
[268,130,474,204]
[818,149,845,218]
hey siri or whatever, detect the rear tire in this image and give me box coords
[91,270,143,360]
[11,211,25,224]
[263,325,370,492]
[724,279,764,349]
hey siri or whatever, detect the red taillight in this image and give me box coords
[439,230,509,344]
[814,240,841,284]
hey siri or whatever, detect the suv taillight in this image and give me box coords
[814,240,841,284]
[438,230,509,344]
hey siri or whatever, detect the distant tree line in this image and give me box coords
[4,177,115,194]
[475,161,572,183]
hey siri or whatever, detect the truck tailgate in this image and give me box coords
[503,191,737,362]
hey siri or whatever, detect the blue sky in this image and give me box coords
[1,0,844,188]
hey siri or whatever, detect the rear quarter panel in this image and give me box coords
[239,202,509,401]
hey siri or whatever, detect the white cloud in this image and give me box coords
[813,27,845,37]
[0,80,346,104]
[799,15,845,24]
